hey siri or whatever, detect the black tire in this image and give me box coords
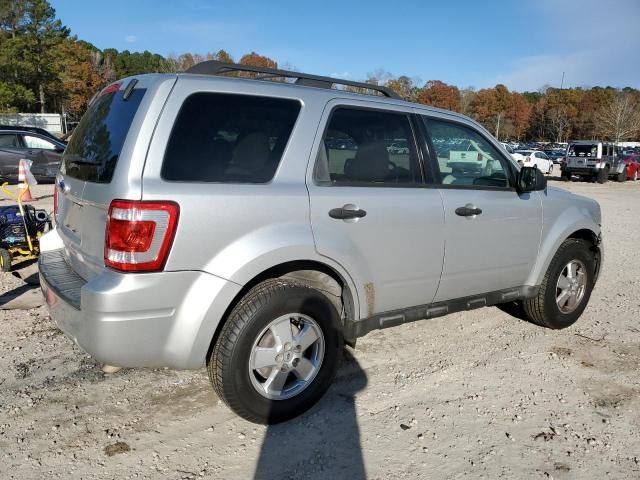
[523,239,595,329]
[208,279,343,424]
[596,167,609,184]
[617,170,626,182]
[561,171,571,182]
[0,248,11,272]
[496,301,528,321]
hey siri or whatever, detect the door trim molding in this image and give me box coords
[345,285,539,338]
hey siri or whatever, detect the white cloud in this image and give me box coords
[124,35,137,43]
[493,0,640,90]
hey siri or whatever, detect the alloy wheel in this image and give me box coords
[248,313,325,400]
[556,260,587,314]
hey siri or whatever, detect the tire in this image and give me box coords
[617,170,626,182]
[596,167,609,184]
[523,239,595,329]
[0,248,10,272]
[561,171,571,182]
[208,278,343,424]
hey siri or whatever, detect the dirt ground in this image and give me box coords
[1,179,639,480]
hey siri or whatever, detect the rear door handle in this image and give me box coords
[329,206,367,220]
[455,205,482,217]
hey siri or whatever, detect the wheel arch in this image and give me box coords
[527,223,602,287]
[206,260,360,363]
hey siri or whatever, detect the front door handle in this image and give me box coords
[329,206,367,220]
[455,205,482,217]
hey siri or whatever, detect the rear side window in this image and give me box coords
[314,107,422,186]
[162,93,301,183]
[62,86,146,183]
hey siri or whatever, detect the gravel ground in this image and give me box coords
[0,179,639,479]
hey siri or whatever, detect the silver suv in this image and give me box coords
[39,62,603,424]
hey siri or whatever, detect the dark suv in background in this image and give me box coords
[0,127,65,182]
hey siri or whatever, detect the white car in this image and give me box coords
[500,142,526,164]
[514,150,554,174]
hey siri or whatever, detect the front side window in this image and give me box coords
[23,135,56,150]
[162,93,301,183]
[424,117,510,188]
[314,107,421,185]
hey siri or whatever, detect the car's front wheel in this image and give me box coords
[522,239,596,329]
[208,279,343,424]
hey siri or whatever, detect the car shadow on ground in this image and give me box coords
[253,348,368,480]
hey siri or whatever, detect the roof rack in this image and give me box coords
[185,60,400,99]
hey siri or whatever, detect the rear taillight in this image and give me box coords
[104,200,179,272]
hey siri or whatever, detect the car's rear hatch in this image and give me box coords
[55,75,176,281]
[566,144,600,168]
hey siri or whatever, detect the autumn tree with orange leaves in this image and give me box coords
[415,80,461,112]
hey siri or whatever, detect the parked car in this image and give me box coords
[0,125,64,144]
[387,139,410,154]
[545,150,566,164]
[514,149,554,174]
[500,142,525,163]
[623,155,640,181]
[0,128,65,182]
[39,62,603,424]
[562,141,627,183]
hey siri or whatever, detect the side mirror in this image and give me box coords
[517,166,547,193]
[55,146,65,153]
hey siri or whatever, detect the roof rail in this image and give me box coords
[185,60,401,99]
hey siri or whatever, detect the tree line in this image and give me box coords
[1,0,639,142]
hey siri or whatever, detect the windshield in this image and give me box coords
[568,144,598,157]
[62,86,146,183]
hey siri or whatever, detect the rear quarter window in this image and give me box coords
[62,86,146,183]
[161,93,301,183]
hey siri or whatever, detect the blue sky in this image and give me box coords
[52,0,640,92]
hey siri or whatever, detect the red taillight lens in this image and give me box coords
[104,200,179,272]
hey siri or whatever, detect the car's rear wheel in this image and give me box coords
[597,167,609,184]
[617,170,626,182]
[522,239,595,329]
[208,279,343,424]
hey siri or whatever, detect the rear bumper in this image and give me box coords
[561,166,597,175]
[39,237,241,369]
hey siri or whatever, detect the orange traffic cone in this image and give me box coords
[18,159,35,202]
